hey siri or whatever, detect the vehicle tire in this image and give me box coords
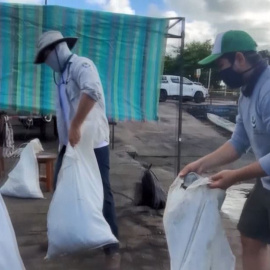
[194,91,204,103]
[182,97,188,103]
[42,114,52,123]
[159,89,168,102]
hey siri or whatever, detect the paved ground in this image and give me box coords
[1,100,255,269]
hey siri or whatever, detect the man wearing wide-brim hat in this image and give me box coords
[180,30,270,270]
[34,30,120,270]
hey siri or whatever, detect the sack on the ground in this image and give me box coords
[46,122,118,259]
[0,194,25,270]
[140,164,166,210]
[0,139,44,198]
[163,175,235,270]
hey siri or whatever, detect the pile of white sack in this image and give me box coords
[0,129,118,263]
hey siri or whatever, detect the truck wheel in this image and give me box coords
[159,89,168,102]
[42,114,52,123]
[194,91,204,103]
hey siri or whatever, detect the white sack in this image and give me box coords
[163,176,235,270]
[1,139,44,199]
[0,194,25,270]
[46,122,118,259]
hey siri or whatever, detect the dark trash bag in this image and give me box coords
[141,164,166,210]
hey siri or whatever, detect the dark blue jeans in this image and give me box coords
[53,145,119,255]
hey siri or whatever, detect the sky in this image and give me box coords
[1,0,270,53]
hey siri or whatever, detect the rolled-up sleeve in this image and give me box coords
[74,61,102,102]
[229,113,250,156]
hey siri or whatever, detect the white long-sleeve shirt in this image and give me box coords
[55,54,109,149]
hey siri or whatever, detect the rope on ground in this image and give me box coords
[111,188,134,202]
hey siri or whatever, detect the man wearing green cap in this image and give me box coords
[180,30,270,270]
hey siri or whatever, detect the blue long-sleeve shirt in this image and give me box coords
[229,66,270,189]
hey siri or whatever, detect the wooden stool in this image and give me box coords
[36,152,57,192]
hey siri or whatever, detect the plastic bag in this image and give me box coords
[163,176,235,270]
[46,122,118,259]
[0,139,44,199]
[0,194,25,270]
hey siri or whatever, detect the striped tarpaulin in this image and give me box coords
[0,4,168,121]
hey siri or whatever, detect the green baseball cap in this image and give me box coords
[198,30,257,66]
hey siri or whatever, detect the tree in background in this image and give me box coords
[164,40,221,89]
[259,50,270,64]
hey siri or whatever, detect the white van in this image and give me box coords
[160,75,208,103]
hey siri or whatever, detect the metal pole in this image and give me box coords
[208,68,211,89]
[168,18,181,30]
[45,0,47,5]
[208,68,212,104]
[177,18,185,174]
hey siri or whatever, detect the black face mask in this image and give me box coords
[219,67,244,88]
[219,64,255,89]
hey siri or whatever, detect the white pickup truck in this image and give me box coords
[159,75,208,103]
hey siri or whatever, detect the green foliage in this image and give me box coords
[259,50,270,64]
[164,40,221,88]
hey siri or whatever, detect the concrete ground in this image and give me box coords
[1,100,255,270]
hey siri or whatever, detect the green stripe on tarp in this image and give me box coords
[0,3,168,121]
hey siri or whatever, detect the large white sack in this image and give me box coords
[163,176,235,270]
[0,194,25,270]
[0,138,44,199]
[46,122,118,259]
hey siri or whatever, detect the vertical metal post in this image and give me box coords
[208,68,212,104]
[177,18,185,174]
[208,68,211,89]
[45,0,47,5]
